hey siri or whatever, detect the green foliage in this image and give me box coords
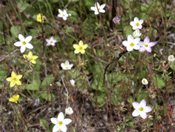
[153,76,166,89]
[41,74,54,90]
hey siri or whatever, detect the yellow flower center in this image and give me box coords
[98,8,101,11]
[50,41,53,43]
[170,57,173,60]
[22,41,26,45]
[143,80,145,83]
[12,77,17,82]
[58,121,63,126]
[144,43,149,47]
[66,66,69,69]
[130,43,134,47]
[79,46,83,51]
[136,23,139,26]
[63,14,65,17]
[139,107,144,111]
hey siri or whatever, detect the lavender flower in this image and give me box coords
[138,36,157,53]
[113,16,120,24]
[46,36,58,47]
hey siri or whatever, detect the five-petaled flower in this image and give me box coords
[9,95,20,103]
[142,78,148,85]
[130,17,144,30]
[65,107,74,115]
[57,9,71,21]
[122,35,140,51]
[70,79,75,87]
[46,36,58,47]
[168,55,175,62]
[23,51,38,64]
[73,40,88,54]
[6,71,22,87]
[51,112,72,132]
[132,99,152,119]
[133,29,142,38]
[37,14,46,23]
[91,2,106,15]
[14,34,33,53]
[61,60,73,70]
[138,36,157,53]
[113,16,120,24]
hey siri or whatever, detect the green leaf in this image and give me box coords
[153,76,165,89]
[10,25,21,37]
[26,79,40,90]
[17,0,30,13]
[41,92,55,101]
[97,95,107,107]
[41,74,54,90]
[124,26,133,37]
[170,61,175,70]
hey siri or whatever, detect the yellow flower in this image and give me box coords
[9,95,20,103]
[23,51,38,64]
[6,71,22,87]
[37,14,46,23]
[73,40,88,54]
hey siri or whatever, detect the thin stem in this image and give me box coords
[61,77,69,106]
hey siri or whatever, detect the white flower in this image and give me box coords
[130,17,144,30]
[122,35,140,51]
[70,79,75,87]
[91,2,106,15]
[65,107,74,115]
[132,99,152,119]
[14,34,33,53]
[57,9,71,21]
[51,112,72,132]
[133,29,142,38]
[142,78,148,85]
[168,55,175,62]
[61,60,73,70]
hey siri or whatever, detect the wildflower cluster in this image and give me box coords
[51,107,73,132]
[123,17,157,53]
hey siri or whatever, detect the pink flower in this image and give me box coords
[132,99,152,119]
[138,36,157,53]
[113,17,120,24]
[46,36,58,47]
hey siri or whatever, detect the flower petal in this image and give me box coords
[18,34,25,41]
[20,46,26,53]
[127,35,133,42]
[100,4,106,9]
[149,42,157,47]
[132,110,140,117]
[127,46,133,51]
[16,75,22,79]
[83,44,88,49]
[134,17,139,22]
[63,119,72,125]
[26,43,33,49]
[25,36,32,43]
[51,118,58,125]
[14,42,22,47]
[140,111,147,119]
[138,41,144,46]
[122,41,129,47]
[140,99,146,107]
[140,19,144,24]
[146,47,152,53]
[132,102,140,110]
[57,112,64,121]
[139,47,146,52]
[53,125,60,132]
[60,124,67,132]
[134,44,140,50]
[144,36,150,43]
[144,106,152,112]
[65,60,69,65]
[79,40,83,46]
